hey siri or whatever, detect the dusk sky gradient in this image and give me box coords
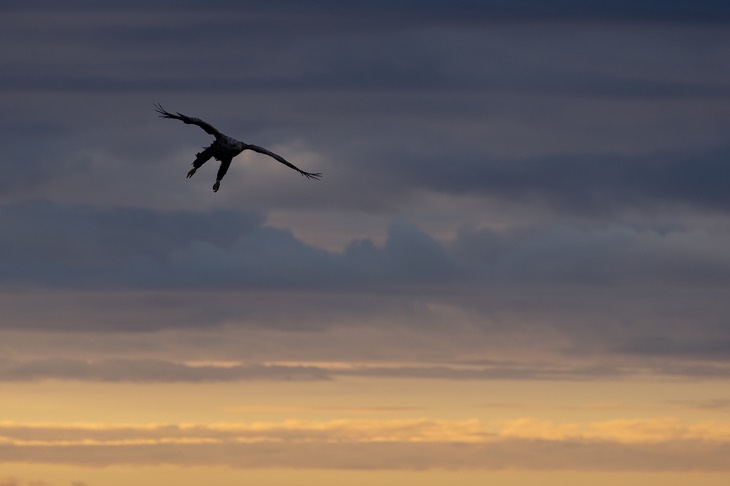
[2,2,730,485]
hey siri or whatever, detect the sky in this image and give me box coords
[1,1,730,485]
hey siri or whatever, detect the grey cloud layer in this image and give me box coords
[5,357,728,383]
[0,1,729,380]
[2,31,729,215]
[5,1,730,23]
[3,201,730,290]
[0,358,329,383]
[385,146,730,214]
[3,8,728,99]
[2,1,729,215]
[2,196,729,374]
[2,437,729,471]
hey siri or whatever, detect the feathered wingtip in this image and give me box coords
[154,102,176,119]
[301,171,323,181]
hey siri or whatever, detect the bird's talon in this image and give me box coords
[212,181,220,192]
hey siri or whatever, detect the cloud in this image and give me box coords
[1,418,729,471]
[0,478,50,486]
[378,145,730,215]
[0,202,463,289]
[0,200,264,287]
[3,200,730,291]
[1,356,728,384]
[667,399,730,412]
[5,1,730,26]
[3,2,729,105]
[1,199,728,373]
[0,1,728,392]
[0,358,330,383]
[2,4,729,219]
[453,223,730,285]
[618,336,730,360]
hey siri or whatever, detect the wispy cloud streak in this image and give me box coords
[1,418,729,471]
[2,358,729,383]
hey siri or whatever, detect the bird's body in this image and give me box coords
[212,135,246,159]
[155,103,321,192]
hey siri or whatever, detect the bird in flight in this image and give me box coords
[155,103,322,192]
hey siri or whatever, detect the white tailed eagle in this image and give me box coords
[155,103,322,192]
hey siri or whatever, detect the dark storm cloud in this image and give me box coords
[5,1,730,24]
[0,117,78,196]
[2,199,729,368]
[452,223,730,286]
[0,201,463,289]
[371,144,730,214]
[1,53,724,102]
[0,200,263,285]
[2,0,728,218]
[2,1,729,100]
[3,201,730,290]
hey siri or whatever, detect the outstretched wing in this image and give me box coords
[246,144,322,180]
[154,103,221,138]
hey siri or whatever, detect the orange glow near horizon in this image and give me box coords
[2,374,730,485]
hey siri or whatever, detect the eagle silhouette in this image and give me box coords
[155,103,322,192]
